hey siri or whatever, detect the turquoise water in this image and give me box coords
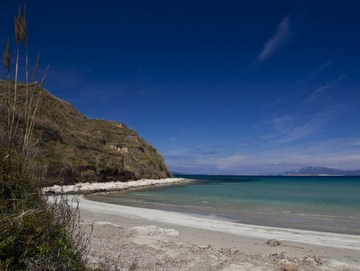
[86,176,360,235]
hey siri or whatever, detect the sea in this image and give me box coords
[86,175,360,235]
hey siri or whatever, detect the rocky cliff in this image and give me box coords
[0,81,172,185]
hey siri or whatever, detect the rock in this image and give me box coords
[302,255,327,266]
[266,239,282,247]
[42,178,187,194]
[132,225,179,237]
[280,263,299,271]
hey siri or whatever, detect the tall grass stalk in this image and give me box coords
[3,4,48,173]
[4,38,11,153]
[1,4,89,270]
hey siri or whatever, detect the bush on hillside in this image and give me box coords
[0,154,88,270]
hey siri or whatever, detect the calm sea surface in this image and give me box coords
[86,175,360,235]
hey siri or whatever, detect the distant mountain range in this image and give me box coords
[283,166,360,176]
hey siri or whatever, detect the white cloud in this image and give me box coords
[260,99,355,144]
[296,61,334,85]
[236,143,248,147]
[196,155,247,170]
[310,61,333,75]
[261,114,323,143]
[167,143,360,174]
[257,15,290,62]
[305,74,348,103]
[165,133,360,174]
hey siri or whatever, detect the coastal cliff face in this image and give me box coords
[0,81,171,185]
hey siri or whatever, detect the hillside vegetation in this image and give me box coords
[0,80,171,186]
[0,5,92,270]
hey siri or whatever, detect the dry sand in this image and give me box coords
[53,194,360,271]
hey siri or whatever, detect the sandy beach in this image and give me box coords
[51,191,360,271]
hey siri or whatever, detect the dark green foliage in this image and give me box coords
[0,157,86,271]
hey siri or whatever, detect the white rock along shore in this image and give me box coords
[42,177,189,195]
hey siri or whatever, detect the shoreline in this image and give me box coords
[72,195,360,251]
[46,178,360,270]
[86,193,360,236]
[67,195,360,270]
[42,177,190,195]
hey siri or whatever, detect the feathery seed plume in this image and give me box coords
[22,3,28,44]
[15,7,22,43]
[4,38,11,72]
[14,5,27,45]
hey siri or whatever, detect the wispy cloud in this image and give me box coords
[305,74,348,103]
[181,143,360,173]
[236,143,248,147]
[257,15,291,62]
[166,136,360,174]
[268,147,360,170]
[191,147,218,156]
[262,114,321,143]
[296,61,334,85]
[168,137,177,141]
[259,105,346,144]
[310,61,333,75]
[197,155,247,170]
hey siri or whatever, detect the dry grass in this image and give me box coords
[0,4,91,270]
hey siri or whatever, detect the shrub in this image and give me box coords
[0,156,88,270]
[0,4,90,270]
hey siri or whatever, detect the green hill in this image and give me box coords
[0,80,171,186]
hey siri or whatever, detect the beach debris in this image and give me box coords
[269,252,328,271]
[219,248,241,256]
[280,263,299,271]
[199,245,210,249]
[266,239,282,247]
[269,253,300,271]
[303,255,327,266]
[132,225,179,237]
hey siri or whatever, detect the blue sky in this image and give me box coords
[1,0,360,174]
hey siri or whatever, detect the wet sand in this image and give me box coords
[58,195,360,271]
